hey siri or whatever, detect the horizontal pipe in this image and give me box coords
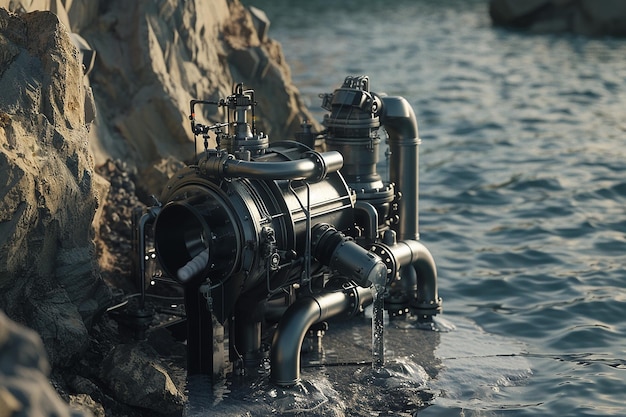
[311,223,388,288]
[199,150,344,182]
[270,286,372,386]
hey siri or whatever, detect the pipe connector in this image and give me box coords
[311,223,387,288]
[380,96,419,143]
[371,239,442,319]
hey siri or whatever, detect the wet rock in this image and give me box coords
[489,0,626,36]
[0,310,93,417]
[100,343,184,415]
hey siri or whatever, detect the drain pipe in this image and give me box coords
[379,97,442,318]
[270,223,386,386]
[270,285,373,386]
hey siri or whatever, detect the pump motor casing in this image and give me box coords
[154,141,355,323]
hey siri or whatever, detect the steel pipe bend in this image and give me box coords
[199,149,344,182]
[270,285,373,386]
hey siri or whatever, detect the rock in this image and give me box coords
[489,0,626,36]
[0,310,93,417]
[575,0,626,36]
[249,5,271,43]
[0,1,325,415]
[100,343,184,415]
[0,8,110,365]
[80,0,319,194]
[2,0,319,187]
[69,394,105,417]
[489,0,552,26]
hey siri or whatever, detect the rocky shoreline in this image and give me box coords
[0,1,315,415]
[2,1,625,416]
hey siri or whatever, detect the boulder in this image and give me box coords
[99,343,184,415]
[0,310,92,417]
[0,8,111,366]
[2,0,320,190]
[489,0,626,36]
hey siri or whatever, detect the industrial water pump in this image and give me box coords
[132,76,441,386]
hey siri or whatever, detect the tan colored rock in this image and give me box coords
[2,0,319,194]
[0,8,109,365]
[83,0,318,194]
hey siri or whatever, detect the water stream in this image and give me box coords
[371,282,386,373]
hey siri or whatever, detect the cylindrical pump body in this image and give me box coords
[153,141,354,322]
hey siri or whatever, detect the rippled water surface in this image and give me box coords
[224,0,626,415]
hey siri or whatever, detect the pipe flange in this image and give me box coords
[410,298,443,320]
[303,150,326,182]
[368,243,397,285]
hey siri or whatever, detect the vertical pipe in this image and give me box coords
[381,96,420,241]
[270,291,350,386]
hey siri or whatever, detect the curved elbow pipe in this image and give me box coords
[354,201,379,244]
[385,239,442,318]
[270,286,372,386]
[199,150,344,182]
[381,96,419,141]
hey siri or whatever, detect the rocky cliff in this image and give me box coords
[0,8,109,367]
[0,1,318,415]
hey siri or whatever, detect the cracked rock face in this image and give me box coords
[0,8,110,367]
[1,1,319,414]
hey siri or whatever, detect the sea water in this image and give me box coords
[245,0,626,415]
[190,0,626,415]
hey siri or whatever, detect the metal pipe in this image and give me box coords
[381,96,420,241]
[387,239,442,318]
[311,223,388,288]
[270,286,372,386]
[354,200,379,243]
[132,207,160,309]
[199,150,344,182]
